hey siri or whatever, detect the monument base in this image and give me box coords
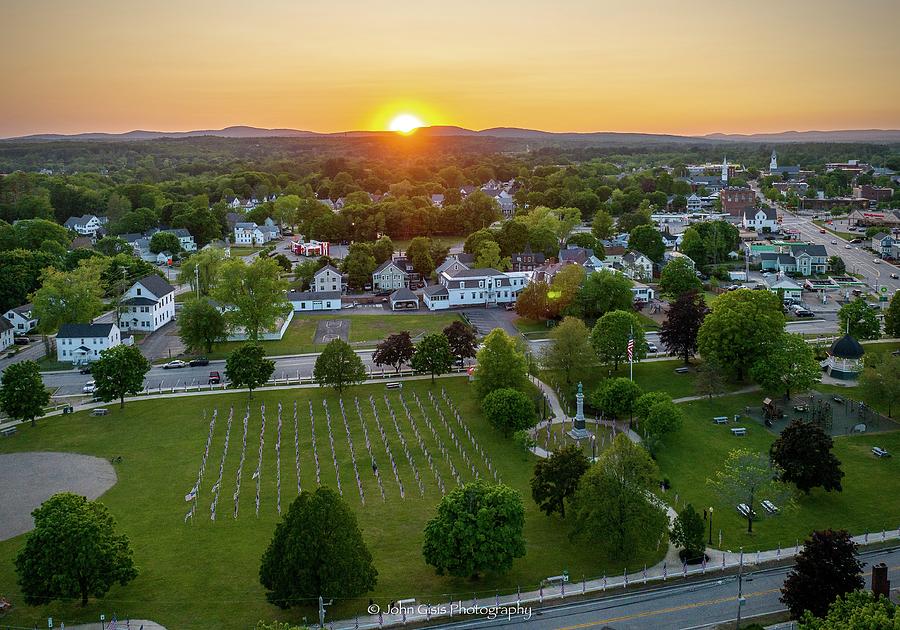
[568,427,591,440]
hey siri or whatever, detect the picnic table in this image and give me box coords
[731,427,748,436]
[872,447,891,458]
[737,503,756,518]
[0,425,17,437]
[713,416,729,425]
[762,500,780,514]
[90,408,109,417]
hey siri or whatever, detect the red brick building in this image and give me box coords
[720,187,756,216]
[853,185,894,203]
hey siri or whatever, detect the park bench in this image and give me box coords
[544,573,569,586]
[385,382,403,390]
[736,503,756,518]
[0,426,17,437]
[872,447,891,458]
[674,367,690,374]
[762,500,780,514]
[731,427,748,436]
[90,408,109,417]
[833,396,844,404]
[713,416,729,425]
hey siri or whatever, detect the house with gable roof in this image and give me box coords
[118,275,176,332]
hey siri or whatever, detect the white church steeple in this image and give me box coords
[770,150,778,171]
[721,156,729,183]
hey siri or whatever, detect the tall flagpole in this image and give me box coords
[629,325,634,381]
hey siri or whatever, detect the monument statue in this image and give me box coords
[569,381,590,440]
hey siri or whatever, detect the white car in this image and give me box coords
[647,342,658,353]
[845,244,851,249]
[874,258,882,264]
[163,360,187,369]
[82,381,96,394]
[831,240,837,245]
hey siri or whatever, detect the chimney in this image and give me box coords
[872,562,890,598]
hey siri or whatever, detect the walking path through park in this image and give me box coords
[65,620,167,630]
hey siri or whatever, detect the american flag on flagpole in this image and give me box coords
[627,334,634,362]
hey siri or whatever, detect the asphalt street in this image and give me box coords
[425,547,900,630]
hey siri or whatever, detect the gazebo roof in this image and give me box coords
[830,334,865,360]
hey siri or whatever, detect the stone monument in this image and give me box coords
[568,381,591,440]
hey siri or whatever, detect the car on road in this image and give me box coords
[647,342,658,353]
[892,273,899,279]
[163,360,187,369]
[794,309,815,318]
[79,365,93,374]
[13,337,29,346]
[831,240,837,244]
[189,358,209,367]
[208,371,221,384]
[850,238,862,244]
[845,244,852,249]
[874,258,882,264]
[82,381,96,394]
[819,229,827,234]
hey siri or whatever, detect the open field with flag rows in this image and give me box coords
[0,378,660,630]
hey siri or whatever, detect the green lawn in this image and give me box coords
[655,392,900,553]
[514,317,555,339]
[635,313,660,331]
[36,355,76,372]
[813,220,855,241]
[0,378,662,629]
[228,246,265,257]
[194,313,464,359]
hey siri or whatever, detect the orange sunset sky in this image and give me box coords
[2,0,899,138]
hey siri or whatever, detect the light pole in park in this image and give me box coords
[708,507,714,545]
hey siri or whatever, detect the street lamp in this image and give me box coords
[708,507,714,545]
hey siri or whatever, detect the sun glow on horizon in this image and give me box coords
[388,113,425,134]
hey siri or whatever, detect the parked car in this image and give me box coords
[873,258,882,264]
[845,244,852,249]
[831,240,837,245]
[163,360,187,369]
[795,309,815,318]
[82,381,96,394]
[79,365,93,374]
[208,371,221,384]
[189,358,209,367]
[891,273,899,279]
[13,337,29,346]
[819,229,827,234]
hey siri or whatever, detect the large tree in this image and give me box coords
[92,345,151,409]
[342,245,377,291]
[0,360,49,427]
[31,262,106,334]
[422,481,526,578]
[313,339,366,393]
[698,289,785,380]
[177,247,226,296]
[149,231,181,255]
[628,224,665,262]
[569,434,669,559]
[858,353,900,417]
[838,298,881,340]
[884,290,900,338]
[707,448,792,533]
[659,257,702,299]
[178,298,227,353]
[481,388,535,435]
[212,257,290,341]
[373,331,415,373]
[542,316,595,385]
[548,264,585,317]
[591,209,614,240]
[799,591,900,629]
[0,248,59,314]
[443,320,477,362]
[575,270,634,321]
[642,398,684,443]
[695,360,727,399]
[15,493,137,606]
[750,332,822,398]
[474,328,528,397]
[660,290,708,364]
[770,420,844,495]
[670,504,705,562]
[259,488,377,608]
[590,309,647,371]
[530,445,590,518]
[226,343,276,398]
[411,332,454,382]
[588,377,643,420]
[515,280,551,321]
[780,529,864,619]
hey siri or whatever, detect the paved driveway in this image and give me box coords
[461,307,519,337]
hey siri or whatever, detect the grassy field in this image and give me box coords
[228,246,266,257]
[513,317,555,339]
[193,312,464,359]
[535,422,615,459]
[812,220,856,241]
[0,378,662,629]
[655,392,900,553]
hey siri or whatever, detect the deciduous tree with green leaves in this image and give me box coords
[212,257,290,341]
[481,387,535,435]
[575,269,635,321]
[31,262,106,335]
[178,247,226,296]
[591,209,614,240]
[313,339,366,393]
[659,257,702,299]
[884,290,900,338]
[707,448,792,533]
[857,353,900,417]
[588,377,642,420]
[628,224,665,262]
[411,333,454,382]
[799,590,900,629]
[541,316,595,385]
[0,360,49,427]
[750,332,822,398]
[178,298,227,353]
[698,290,785,380]
[569,434,669,559]
[770,420,844,495]
[670,504,705,562]
[15,493,137,606]
[149,231,181,255]
[259,488,377,608]
[373,331,415,373]
[474,329,528,397]
[227,343,276,398]
[530,445,590,518]
[422,481,526,578]
[590,310,647,371]
[838,297,881,340]
[92,345,151,409]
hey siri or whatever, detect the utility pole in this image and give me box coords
[318,596,332,628]
[195,263,200,299]
[734,546,744,629]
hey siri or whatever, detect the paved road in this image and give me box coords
[425,547,900,630]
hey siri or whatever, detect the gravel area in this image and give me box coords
[0,452,117,542]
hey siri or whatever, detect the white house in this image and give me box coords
[64,214,105,237]
[0,318,13,352]
[118,275,176,332]
[686,194,702,212]
[233,222,279,246]
[3,303,38,334]
[621,251,654,282]
[435,253,475,276]
[372,260,409,292]
[56,323,121,365]
[742,207,778,232]
[313,265,344,293]
[158,228,197,252]
[287,290,342,312]
[631,281,656,303]
[423,268,530,310]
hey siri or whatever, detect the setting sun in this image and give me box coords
[388,113,424,134]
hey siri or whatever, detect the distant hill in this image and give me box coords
[7,125,900,144]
